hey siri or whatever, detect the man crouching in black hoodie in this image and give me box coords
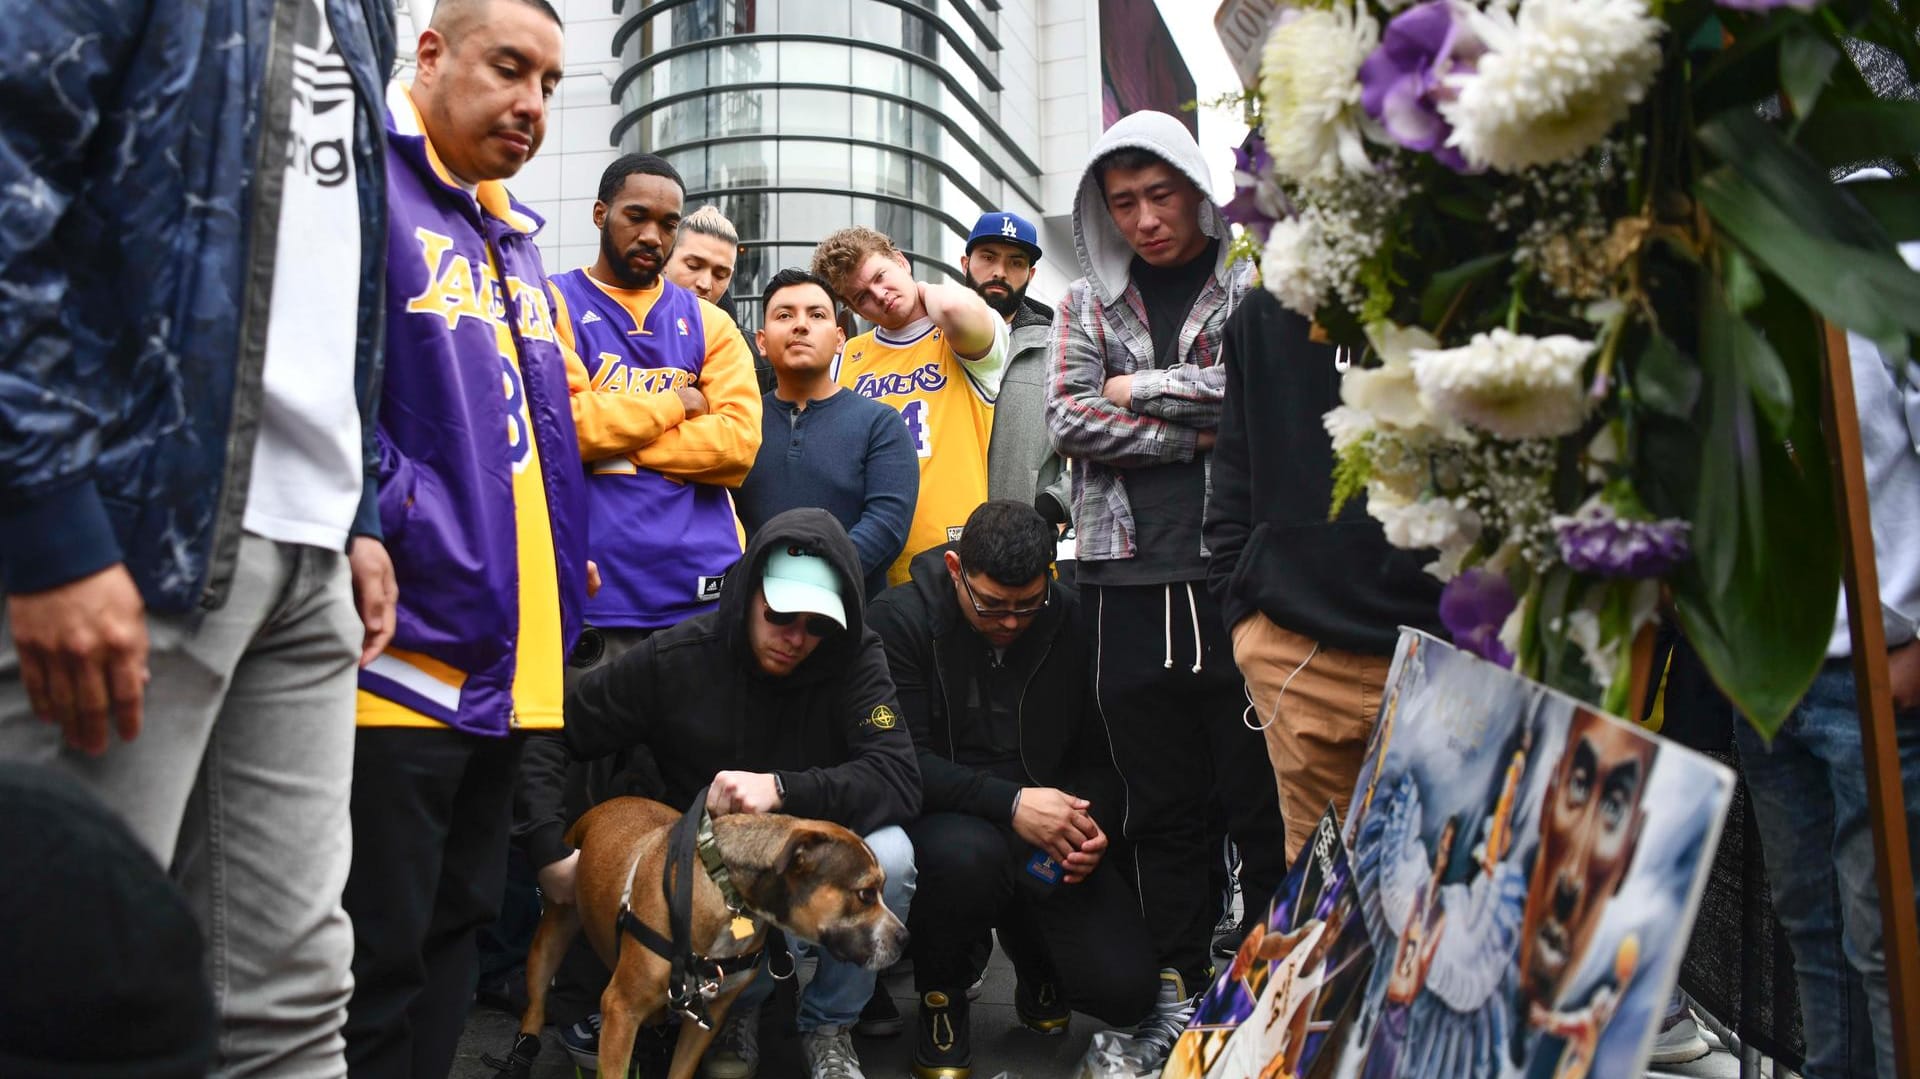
[519,508,920,1079]
[867,501,1157,1079]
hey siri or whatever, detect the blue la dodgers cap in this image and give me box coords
[965,211,1042,263]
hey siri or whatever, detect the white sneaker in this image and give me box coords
[702,1002,759,1079]
[1650,1008,1712,1065]
[801,1025,866,1079]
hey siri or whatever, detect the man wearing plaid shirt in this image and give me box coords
[1044,110,1289,1072]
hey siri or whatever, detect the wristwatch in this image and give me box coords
[772,772,787,803]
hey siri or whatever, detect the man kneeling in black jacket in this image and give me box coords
[521,509,920,1079]
[868,501,1156,1079]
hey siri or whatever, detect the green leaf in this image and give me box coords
[1795,100,1920,172]
[1700,109,1890,250]
[1707,276,1795,436]
[1697,167,1920,363]
[1631,330,1702,419]
[1780,28,1842,121]
[1724,248,1765,313]
[1669,292,1840,738]
[1418,252,1508,328]
[1847,178,1920,241]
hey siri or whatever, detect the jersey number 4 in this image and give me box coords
[899,399,933,459]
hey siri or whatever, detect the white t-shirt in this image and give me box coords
[244,0,365,551]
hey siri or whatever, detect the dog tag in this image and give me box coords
[730,915,754,941]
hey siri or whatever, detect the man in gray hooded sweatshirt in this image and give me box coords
[1044,110,1289,1068]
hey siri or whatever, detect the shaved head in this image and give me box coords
[429,0,563,42]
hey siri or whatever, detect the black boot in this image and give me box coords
[910,990,972,1079]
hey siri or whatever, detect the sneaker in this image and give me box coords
[559,1013,600,1070]
[1650,1004,1712,1065]
[855,987,905,1037]
[911,990,972,1079]
[1129,969,1198,1066]
[702,1003,760,1079]
[802,1026,867,1079]
[1014,978,1070,1036]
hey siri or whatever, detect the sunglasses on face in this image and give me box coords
[762,606,840,638]
[958,565,1049,620]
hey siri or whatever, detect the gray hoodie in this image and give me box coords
[1044,111,1254,567]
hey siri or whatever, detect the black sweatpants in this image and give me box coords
[906,812,1158,1026]
[1083,581,1288,988]
[343,727,522,1079]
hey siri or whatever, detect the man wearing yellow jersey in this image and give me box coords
[343,2,590,1076]
[814,227,1007,587]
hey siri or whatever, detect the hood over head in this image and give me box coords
[1073,110,1233,307]
[721,508,870,682]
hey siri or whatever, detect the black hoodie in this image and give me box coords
[518,509,921,868]
[1204,291,1445,655]
[866,546,1121,831]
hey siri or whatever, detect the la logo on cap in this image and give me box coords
[1001,216,1019,237]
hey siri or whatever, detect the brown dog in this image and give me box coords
[514,797,909,1079]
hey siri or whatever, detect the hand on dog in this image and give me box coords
[708,770,783,815]
[537,850,580,906]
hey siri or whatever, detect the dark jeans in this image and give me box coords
[906,811,1158,1026]
[1736,660,1920,1079]
[343,727,522,1079]
[1083,581,1289,988]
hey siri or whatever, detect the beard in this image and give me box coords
[968,274,1027,318]
[600,226,661,290]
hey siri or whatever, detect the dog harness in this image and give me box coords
[614,789,791,1030]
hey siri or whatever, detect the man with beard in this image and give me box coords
[735,269,919,604]
[962,213,1071,530]
[1511,708,1656,1072]
[550,154,761,656]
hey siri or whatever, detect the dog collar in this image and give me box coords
[695,809,750,917]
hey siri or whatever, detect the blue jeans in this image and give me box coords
[1737,661,1920,1079]
[735,824,916,1032]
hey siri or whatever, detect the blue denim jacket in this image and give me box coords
[0,0,394,612]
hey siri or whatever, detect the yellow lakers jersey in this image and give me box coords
[833,317,1007,585]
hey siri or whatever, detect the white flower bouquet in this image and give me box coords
[1230,0,1920,730]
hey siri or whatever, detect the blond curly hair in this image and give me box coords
[811,226,901,301]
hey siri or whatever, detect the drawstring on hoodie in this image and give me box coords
[1159,583,1206,674]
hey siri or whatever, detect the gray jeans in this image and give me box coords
[0,534,359,1078]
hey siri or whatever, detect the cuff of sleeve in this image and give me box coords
[1127,368,1167,408]
[0,480,124,595]
[1035,490,1068,526]
[350,473,383,543]
[776,769,819,817]
[978,776,1024,824]
[524,823,574,870]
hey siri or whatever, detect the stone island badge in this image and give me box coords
[867,705,899,731]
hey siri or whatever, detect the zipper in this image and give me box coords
[1014,631,1055,787]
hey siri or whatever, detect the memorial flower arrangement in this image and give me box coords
[1231,0,1920,731]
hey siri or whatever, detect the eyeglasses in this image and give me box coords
[763,606,840,638]
[958,566,1049,620]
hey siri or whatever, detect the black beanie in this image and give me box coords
[0,762,214,1078]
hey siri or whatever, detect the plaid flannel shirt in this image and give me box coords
[1044,257,1254,564]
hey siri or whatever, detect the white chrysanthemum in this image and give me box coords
[1441,0,1663,173]
[1261,216,1324,316]
[1369,496,1482,552]
[1410,328,1593,439]
[1259,4,1379,184]
[1341,322,1441,433]
[1323,405,1375,452]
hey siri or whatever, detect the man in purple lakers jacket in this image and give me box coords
[340,2,588,1076]
[552,153,762,669]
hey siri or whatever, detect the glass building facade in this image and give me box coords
[611,0,1046,326]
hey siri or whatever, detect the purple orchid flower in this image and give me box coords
[1358,0,1482,173]
[1223,134,1285,243]
[1439,567,1517,667]
[1556,509,1692,578]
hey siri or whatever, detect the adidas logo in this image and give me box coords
[580,311,603,324]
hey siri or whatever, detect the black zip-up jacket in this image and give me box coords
[866,546,1119,829]
[1204,290,1445,656]
[518,509,921,868]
